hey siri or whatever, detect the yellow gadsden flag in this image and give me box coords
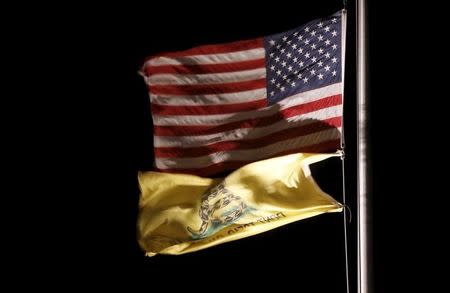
[138,152,342,256]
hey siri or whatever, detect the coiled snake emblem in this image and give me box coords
[187,182,247,238]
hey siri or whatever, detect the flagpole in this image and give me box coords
[356,0,373,293]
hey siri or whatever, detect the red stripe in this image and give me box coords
[150,78,266,95]
[144,58,266,75]
[151,99,267,116]
[145,38,263,61]
[155,117,341,158]
[154,94,342,136]
[155,140,342,177]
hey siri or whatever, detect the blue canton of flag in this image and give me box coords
[265,12,343,104]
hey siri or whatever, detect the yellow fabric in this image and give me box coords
[138,152,342,256]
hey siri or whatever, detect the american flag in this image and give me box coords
[141,11,346,176]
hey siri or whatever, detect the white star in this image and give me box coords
[332,18,337,23]
[304,39,310,45]
[294,70,299,74]
[312,57,317,62]
[332,70,337,76]
[311,44,317,49]
[276,83,281,88]
[270,52,275,57]
[282,74,287,80]
[318,35,324,41]
[270,78,275,84]
[280,48,285,53]
[286,78,291,83]
[332,44,338,50]
[282,36,288,41]
[305,53,310,58]
[310,30,316,36]
[318,73,324,80]
[280,86,285,92]
[293,32,299,36]
[281,61,287,67]
[299,61,304,67]
[275,57,280,62]
[293,57,298,62]
[269,40,276,46]
[332,30,337,37]
[332,57,338,63]
[305,27,310,32]
[286,53,292,58]
[297,73,303,79]
[310,69,316,75]
[291,81,296,87]
[291,44,297,49]
[303,77,308,83]
[325,65,330,71]
[297,35,303,41]
[297,48,303,54]
[318,48,324,54]
[270,65,275,71]
[270,91,275,96]
[276,44,281,49]
[287,40,292,45]
[318,61,323,67]
[288,65,293,71]
[276,70,281,75]
[324,26,330,32]
[318,22,323,28]
[325,52,331,58]
[325,39,331,45]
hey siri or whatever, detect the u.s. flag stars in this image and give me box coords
[265,15,341,99]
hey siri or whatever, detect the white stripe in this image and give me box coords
[151,88,267,106]
[278,83,342,109]
[155,128,342,170]
[154,105,342,148]
[146,68,266,86]
[152,83,341,126]
[146,48,265,66]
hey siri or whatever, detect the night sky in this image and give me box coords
[67,0,385,291]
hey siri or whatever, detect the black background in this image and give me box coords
[83,1,359,291]
[14,0,406,290]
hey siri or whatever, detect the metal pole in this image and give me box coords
[357,0,373,293]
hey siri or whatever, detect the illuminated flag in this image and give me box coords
[140,10,346,176]
[138,152,342,256]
